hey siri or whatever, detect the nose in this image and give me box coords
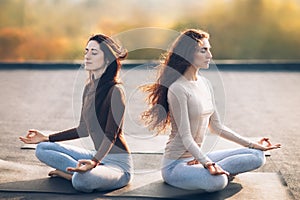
[84,51,91,60]
[207,50,213,59]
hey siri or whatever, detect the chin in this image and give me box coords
[200,64,209,69]
[84,66,92,71]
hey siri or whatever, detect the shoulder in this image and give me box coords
[110,84,124,93]
[168,79,188,97]
[108,84,125,102]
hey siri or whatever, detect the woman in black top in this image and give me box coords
[20,34,133,193]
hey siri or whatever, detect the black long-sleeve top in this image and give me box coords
[48,79,130,163]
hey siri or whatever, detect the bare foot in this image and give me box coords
[228,174,236,182]
[48,169,72,180]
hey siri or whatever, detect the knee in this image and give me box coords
[204,175,228,192]
[35,142,50,161]
[72,173,93,193]
[252,149,266,168]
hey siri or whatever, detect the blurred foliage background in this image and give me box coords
[0,0,300,61]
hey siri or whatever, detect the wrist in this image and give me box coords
[203,162,215,169]
[91,158,99,168]
[41,135,49,142]
[43,135,49,142]
[248,142,255,149]
[92,160,98,168]
[253,143,266,151]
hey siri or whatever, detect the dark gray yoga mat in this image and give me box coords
[0,173,293,199]
[107,173,292,200]
[110,180,243,200]
[0,177,79,194]
[0,178,242,200]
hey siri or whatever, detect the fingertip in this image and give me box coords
[66,167,72,172]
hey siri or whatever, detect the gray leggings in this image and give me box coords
[36,142,133,193]
[162,148,265,192]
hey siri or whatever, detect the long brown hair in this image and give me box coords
[141,29,209,134]
[88,34,127,131]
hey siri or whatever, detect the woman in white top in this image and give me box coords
[141,29,281,192]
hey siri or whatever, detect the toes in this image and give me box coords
[48,170,58,177]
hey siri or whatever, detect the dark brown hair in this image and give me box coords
[88,34,128,129]
[141,29,209,134]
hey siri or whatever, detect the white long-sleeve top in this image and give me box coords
[164,75,251,164]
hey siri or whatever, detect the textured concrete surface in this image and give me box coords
[0,68,299,199]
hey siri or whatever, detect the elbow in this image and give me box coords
[209,124,222,135]
[104,131,118,143]
[76,126,89,137]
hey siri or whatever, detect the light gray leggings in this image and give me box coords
[35,142,133,193]
[162,148,265,192]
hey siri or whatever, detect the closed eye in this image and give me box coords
[85,48,98,55]
[198,47,207,53]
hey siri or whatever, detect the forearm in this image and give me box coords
[49,128,80,142]
[209,110,251,147]
[179,131,211,164]
[92,136,115,162]
[213,125,251,147]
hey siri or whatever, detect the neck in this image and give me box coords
[90,66,106,80]
[184,65,199,81]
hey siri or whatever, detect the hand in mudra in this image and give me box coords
[67,160,97,173]
[19,129,48,144]
[205,162,230,176]
[253,137,281,151]
[187,159,230,176]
